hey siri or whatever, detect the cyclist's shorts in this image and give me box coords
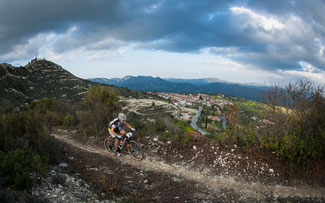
[109,129,122,139]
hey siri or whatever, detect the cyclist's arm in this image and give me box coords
[124,122,133,130]
[109,127,119,137]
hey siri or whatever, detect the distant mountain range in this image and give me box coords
[164,78,229,85]
[89,76,268,101]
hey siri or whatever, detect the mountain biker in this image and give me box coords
[108,113,135,156]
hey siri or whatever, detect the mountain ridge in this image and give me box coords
[89,76,267,101]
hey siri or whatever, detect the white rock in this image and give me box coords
[167,141,171,144]
[269,168,274,173]
[231,149,235,152]
[59,163,68,168]
[55,188,61,194]
[193,146,197,150]
[144,179,149,184]
[153,137,158,142]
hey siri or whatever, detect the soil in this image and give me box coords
[51,129,325,202]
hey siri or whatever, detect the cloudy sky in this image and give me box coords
[1,0,325,84]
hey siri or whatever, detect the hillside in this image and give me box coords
[0,59,133,107]
[89,76,267,101]
[1,60,324,202]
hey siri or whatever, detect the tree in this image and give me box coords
[225,104,240,129]
[264,79,325,164]
[79,86,120,136]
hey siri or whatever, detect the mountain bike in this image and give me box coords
[104,131,144,160]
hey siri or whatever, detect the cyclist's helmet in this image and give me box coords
[118,113,127,121]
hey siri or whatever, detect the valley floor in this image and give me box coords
[50,129,325,202]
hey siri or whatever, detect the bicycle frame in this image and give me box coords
[117,137,129,151]
[116,132,133,151]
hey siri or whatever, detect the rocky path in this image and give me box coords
[50,132,325,202]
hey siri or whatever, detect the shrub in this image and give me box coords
[0,149,48,190]
[263,79,325,165]
[29,97,59,111]
[79,86,120,136]
[29,98,65,126]
[0,110,58,164]
[63,114,76,127]
[0,187,15,202]
[126,112,147,133]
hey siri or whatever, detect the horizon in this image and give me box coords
[1,1,325,85]
[89,74,267,86]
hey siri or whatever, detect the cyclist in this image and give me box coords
[108,113,135,156]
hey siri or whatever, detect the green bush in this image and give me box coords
[79,86,120,136]
[29,98,65,126]
[127,112,147,133]
[63,114,76,127]
[0,149,48,190]
[177,120,194,133]
[267,133,323,164]
[183,133,191,144]
[153,119,166,133]
[0,110,58,164]
[29,97,59,111]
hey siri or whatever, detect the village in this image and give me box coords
[147,92,275,132]
[149,92,233,122]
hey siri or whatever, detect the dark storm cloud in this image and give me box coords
[0,0,324,73]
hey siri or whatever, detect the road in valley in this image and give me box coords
[191,106,209,135]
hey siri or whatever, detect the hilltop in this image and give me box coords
[0,59,134,107]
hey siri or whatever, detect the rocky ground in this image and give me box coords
[27,128,325,202]
[31,164,107,202]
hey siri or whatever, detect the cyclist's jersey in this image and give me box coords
[108,118,123,133]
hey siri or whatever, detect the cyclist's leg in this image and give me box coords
[120,129,126,136]
[114,137,119,152]
[109,131,121,155]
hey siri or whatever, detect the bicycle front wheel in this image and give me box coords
[127,141,144,160]
[104,138,114,153]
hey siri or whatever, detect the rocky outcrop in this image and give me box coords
[0,59,93,106]
[32,164,117,202]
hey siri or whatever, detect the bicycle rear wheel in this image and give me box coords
[127,141,144,160]
[104,138,114,153]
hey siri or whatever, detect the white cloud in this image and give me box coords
[299,61,321,73]
[230,6,284,31]
[85,48,128,60]
[279,61,325,84]
[0,32,54,61]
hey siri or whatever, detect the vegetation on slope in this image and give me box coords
[1,59,324,200]
[199,80,325,166]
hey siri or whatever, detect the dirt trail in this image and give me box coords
[51,133,325,201]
